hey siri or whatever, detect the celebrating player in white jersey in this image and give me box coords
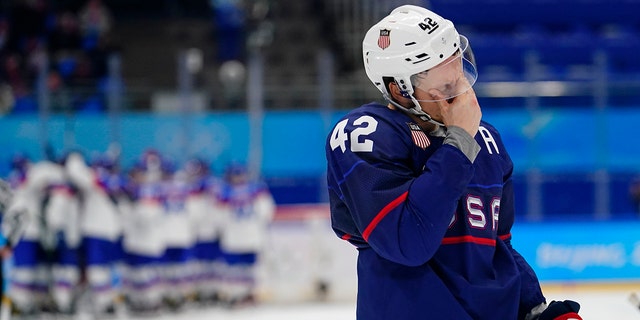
[217,163,275,307]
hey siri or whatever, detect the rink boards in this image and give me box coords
[2,204,637,305]
[259,204,640,303]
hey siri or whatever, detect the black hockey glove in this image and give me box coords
[538,300,582,320]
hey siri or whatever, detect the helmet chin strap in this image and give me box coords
[383,92,445,127]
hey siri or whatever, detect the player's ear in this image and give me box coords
[388,82,412,105]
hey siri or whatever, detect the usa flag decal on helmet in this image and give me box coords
[407,123,430,149]
[378,29,391,49]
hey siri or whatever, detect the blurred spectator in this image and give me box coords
[210,0,247,63]
[0,16,8,52]
[46,69,74,112]
[48,11,81,54]
[1,53,35,113]
[6,0,50,55]
[78,0,112,51]
[48,11,81,86]
[245,0,273,51]
[217,59,246,109]
[23,36,47,81]
[0,83,14,114]
[1,54,25,96]
[85,33,117,80]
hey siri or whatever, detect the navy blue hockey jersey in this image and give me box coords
[326,102,545,319]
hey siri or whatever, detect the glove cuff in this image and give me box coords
[553,312,582,320]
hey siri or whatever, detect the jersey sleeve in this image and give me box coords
[501,175,545,317]
[327,109,476,266]
[488,123,546,316]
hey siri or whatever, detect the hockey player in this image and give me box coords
[7,157,67,315]
[158,167,196,309]
[121,150,170,313]
[325,5,582,320]
[217,163,275,307]
[183,158,223,304]
[65,151,123,315]
[45,154,82,315]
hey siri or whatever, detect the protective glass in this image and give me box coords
[411,35,478,102]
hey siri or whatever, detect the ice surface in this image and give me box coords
[121,286,640,320]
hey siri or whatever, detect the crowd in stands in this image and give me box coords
[0,0,117,114]
[1,0,637,114]
[0,0,271,114]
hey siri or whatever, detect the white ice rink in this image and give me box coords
[126,284,640,320]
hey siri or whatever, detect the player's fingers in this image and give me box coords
[465,88,482,113]
[454,88,479,109]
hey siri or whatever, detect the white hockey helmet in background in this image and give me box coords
[362,5,478,118]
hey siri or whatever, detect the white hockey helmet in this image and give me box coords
[362,5,478,118]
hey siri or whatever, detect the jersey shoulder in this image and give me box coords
[478,120,508,146]
[342,102,410,124]
[479,120,500,135]
[327,103,414,157]
[476,120,513,167]
[330,102,414,142]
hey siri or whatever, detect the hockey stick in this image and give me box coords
[0,295,10,320]
[0,284,12,320]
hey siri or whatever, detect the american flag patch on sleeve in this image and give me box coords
[407,123,430,149]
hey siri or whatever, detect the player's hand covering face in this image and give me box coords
[411,35,478,102]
